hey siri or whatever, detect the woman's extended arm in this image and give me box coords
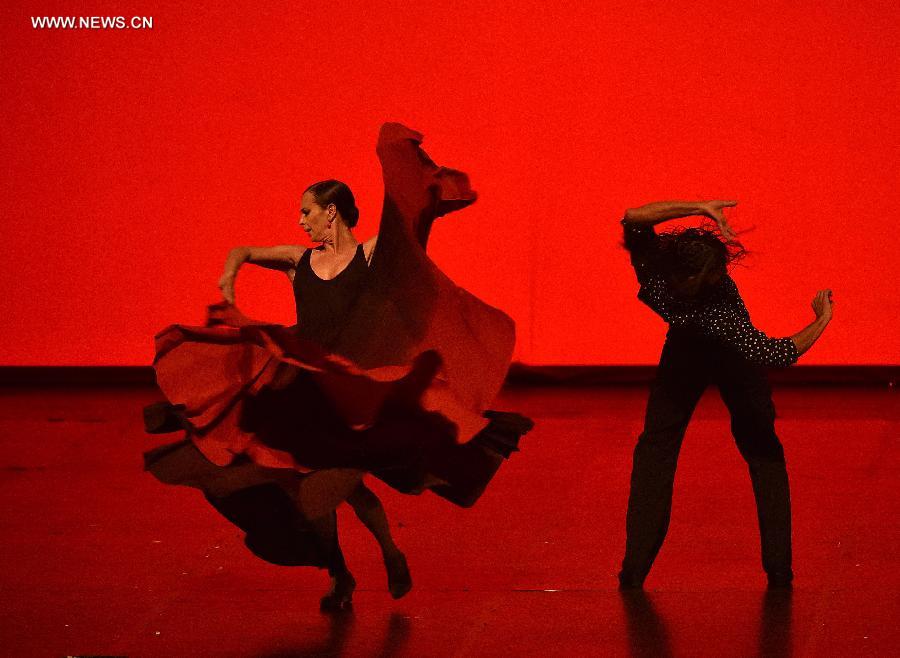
[790,290,833,356]
[694,288,833,367]
[623,200,738,240]
[217,245,305,304]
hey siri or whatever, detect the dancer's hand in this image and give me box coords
[207,300,230,326]
[217,272,236,305]
[812,289,833,321]
[701,200,738,241]
[792,290,833,356]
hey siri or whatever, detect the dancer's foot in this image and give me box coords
[320,572,356,612]
[384,550,412,599]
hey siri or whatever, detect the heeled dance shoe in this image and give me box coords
[384,550,412,599]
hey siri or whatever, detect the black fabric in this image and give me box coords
[143,440,341,569]
[622,223,662,287]
[143,401,187,434]
[474,411,533,458]
[293,244,369,351]
[206,487,339,569]
[621,329,792,581]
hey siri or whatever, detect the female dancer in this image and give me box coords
[144,124,532,610]
[618,200,832,589]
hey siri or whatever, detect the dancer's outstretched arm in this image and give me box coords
[623,200,738,240]
[700,290,834,367]
[218,245,305,303]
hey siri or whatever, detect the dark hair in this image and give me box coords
[657,224,747,297]
[304,179,360,228]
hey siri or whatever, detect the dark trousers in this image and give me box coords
[621,329,792,582]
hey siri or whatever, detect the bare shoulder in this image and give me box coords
[363,234,378,264]
[273,244,306,265]
[289,244,307,264]
[241,245,305,282]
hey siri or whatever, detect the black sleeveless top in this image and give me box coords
[293,244,369,350]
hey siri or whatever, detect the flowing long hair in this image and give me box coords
[655,223,748,297]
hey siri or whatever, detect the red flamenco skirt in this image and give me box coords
[144,303,532,568]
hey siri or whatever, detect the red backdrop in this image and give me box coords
[2,1,897,366]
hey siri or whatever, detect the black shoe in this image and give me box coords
[766,570,794,589]
[385,550,412,599]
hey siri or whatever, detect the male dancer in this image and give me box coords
[619,200,832,589]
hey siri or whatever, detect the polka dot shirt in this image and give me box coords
[623,222,798,368]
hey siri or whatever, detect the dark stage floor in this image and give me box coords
[0,385,896,657]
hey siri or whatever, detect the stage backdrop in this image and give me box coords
[2,1,897,366]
